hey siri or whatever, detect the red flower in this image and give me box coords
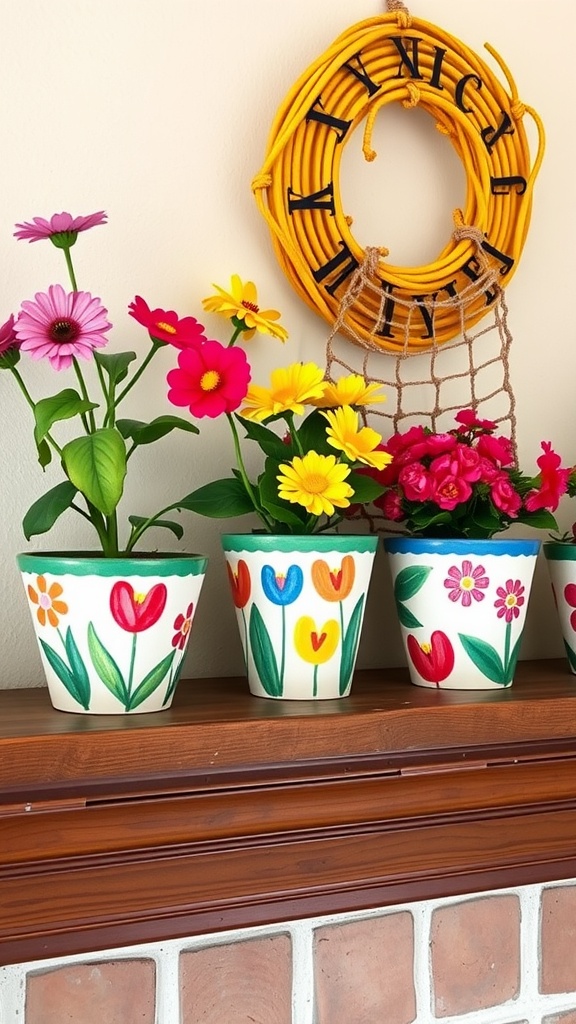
[128,296,206,350]
[398,462,432,502]
[565,584,576,631]
[0,314,19,355]
[226,560,251,608]
[476,433,515,467]
[430,471,472,510]
[172,603,194,649]
[455,408,496,432]
[110,581,167,632]
[406,631,455,685]
[524,442,570,513]
[490,474,522,517]
[377,487,404,520]
[167,339,251,418]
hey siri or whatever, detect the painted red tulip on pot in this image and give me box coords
[110,581,167,633]
[406,630,455,685]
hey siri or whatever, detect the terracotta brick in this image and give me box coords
[180,934,292,1024]
[542,1012,576,1023]
[430,894,520,1017]
[541,886,576,993]
[25,958,155,1023]
[314,912,415,1024]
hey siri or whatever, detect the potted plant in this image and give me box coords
[166,276,388,699]
[542,474,576,673]
[2,210,214,714]
[369,410,570,689]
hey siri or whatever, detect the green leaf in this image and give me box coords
[117,415,199,445]
[39,638,90,709]
[93,350,137,386]
[249,604,282,696]
[564,641,576,673]
[340,594,364,695]
[128,515,184,541]
[393,565,432,603]
[347,471,384,504]
[177,478,255,518]
[259,462,309,528]
[23,481,78,540]
[505,634,523,685]
[87,622,128,706]
[296,409,333,455]
[396,602,423,629]
[33,389,99,445]
[64,627,91,709]
[458,633,506,684]
[519,509,559,530]
[62,428,126,515]
[128,650,176,710]
[36,438,52,469]
[238,417,290,459]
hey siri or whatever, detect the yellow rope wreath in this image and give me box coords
[252,7,545,353]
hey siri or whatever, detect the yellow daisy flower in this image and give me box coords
[202,274,288,342]
[321,406,392,470]
[240,362,327,421]
[277,451,353,517]
[308,374,386,409]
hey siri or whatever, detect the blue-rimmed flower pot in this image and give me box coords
[383,537,540,689]
[543,542,576,674]
[222,533,378,700]
[18,551,208,714]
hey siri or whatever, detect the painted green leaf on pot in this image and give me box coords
[128,515,184,541]
[128,650,177,710]
[393,565,432,603]
[62,428,126,516]
[395,602,422,629]
[504,635,523,686]
[564,641,576,674]
[39,638,91,710]
[64,627,91,709]
[93,350,137,386]
[163,659,185,707]
[23,480,78,540]
[249,604,282,696]
[87,622,129,706]
[339,594,364,695]
[458,633,505,684]
[33,389,99,446]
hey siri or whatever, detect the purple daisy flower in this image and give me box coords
[14,210,107,243]
[0,314,18,354]
[15,284,112,370]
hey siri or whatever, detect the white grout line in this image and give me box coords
[290,920,315,1024]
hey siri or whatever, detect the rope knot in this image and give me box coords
[251,172,272,192]
[386,0,412,28]
[402,81,420,108]
[435,120,454,137]
[510,100,526,120]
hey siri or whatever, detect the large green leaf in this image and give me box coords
[393,565,432,603]
[296,409,333,455]
[340,594,364,695]
[62,428,126,515]
[64,627,91,709]
[128,650,176,710]
[93,350,137,386]
[249,604,282,696]
[458,633,505,684]
[33,389,99,445]
[259,462,309,529]
[347,471,384,504]
[519,509,559,530]
[39,638,90,710]
[117,415,199,445]
[128,515,184,541]
[238,417,290,459]
[177,478,255,518]
[23,480,78,540]
[87,622,128,706]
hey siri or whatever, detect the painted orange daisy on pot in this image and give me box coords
[27,575,68,627]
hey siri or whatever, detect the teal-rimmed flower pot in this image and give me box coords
[543,542,576,674]
[17,551,208,714]
[221,533,378,700]
[384,537,540,689]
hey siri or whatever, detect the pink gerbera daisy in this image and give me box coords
[14,210,107,244]
[0,314,18,354]
[15,284,112,371]
[167,339,250,418]
[128,295,206,350]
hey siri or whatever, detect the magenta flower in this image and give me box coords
[397,462,432,502]
[494,579,525,622]
[0,315,19,355]
[128,296,206,350]
[525,442,570,513]
[15,284,111,370]
[430,471,472,510]
[14,211,107,243]
[490,474,522,517]
[167,339,250,418]
[444,560,489,606]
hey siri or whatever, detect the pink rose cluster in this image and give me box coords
[371,409,570,539]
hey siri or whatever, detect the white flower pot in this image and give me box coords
[543,542,576,673]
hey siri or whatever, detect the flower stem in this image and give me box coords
[228,325,244,348]
[115,340,162,407]
[504,619,512,677]
[10,367,63,456]
[227,413,275,531]
[73,359,96,433]
[62,246,78,291]
[126,634,138,706]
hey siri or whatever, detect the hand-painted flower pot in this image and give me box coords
[383,537,540,690]
[543,542,576,673]
[222,533,378,700]
[17,551,208,714]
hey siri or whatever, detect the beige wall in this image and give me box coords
[1,0,572,687]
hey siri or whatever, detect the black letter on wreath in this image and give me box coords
[376,283,397,340]
[342,52,381,96]
[287,183,336,215]
[412,293,439,340]
[455,74,482,113]
[481,111,515,153]
[306,98,352,143]
[390,37,423,80]
[312,242,359,297]
[490,175,527,196]
[461,256,498,305]
[428,47,447,91]
[481,237,515,276]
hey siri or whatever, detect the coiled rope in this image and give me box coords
[252,2,545,353]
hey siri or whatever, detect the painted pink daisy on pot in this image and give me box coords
[444,560,489,606]
[167,339,250,418]
[15,284,111,370]
[128,296,206,350]
[14,210,107,244]
[494,579,525,622]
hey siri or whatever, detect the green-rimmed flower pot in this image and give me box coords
[18,551,208,714]
[222,533,378,700]
[543,542,576,674]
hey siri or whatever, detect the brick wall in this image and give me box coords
[3,879,576,1023]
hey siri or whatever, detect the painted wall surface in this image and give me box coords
[1,0,574,688]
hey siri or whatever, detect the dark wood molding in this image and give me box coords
[2,659,576,966]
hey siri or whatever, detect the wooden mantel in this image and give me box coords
[2,659,576,967]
